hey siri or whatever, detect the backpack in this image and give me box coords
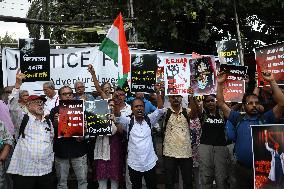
[127,115,156,152]
[233,113,265,135]
[128,115,152,140]
[232,113,265,152]
[18,114,51,139]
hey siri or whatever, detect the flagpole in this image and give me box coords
[234,0,244,66]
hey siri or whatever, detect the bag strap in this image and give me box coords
[181,108,190,124]
[19,114,29,139]
[128,115,152,140]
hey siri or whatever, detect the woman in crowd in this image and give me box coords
[88,64,124,189]
[198,94,229,189]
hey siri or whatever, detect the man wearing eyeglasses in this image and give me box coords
[49,86,88,189]
[216,71,284,189]
[7,95,54,189]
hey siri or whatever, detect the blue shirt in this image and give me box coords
[228,110,276,168]
[127,97,157,115]
[226,120,236,142]
[74,93,95,101]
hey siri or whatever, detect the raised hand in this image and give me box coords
[15,69,26,89]
[87,64,96,75]
[217,71,227,84]
[261,70,274,82]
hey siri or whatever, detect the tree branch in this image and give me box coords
[0,15,136,26]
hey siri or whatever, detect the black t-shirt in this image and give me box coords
[200,111,227,146]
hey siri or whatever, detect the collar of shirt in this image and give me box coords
[169,106,183,115]
[46,94,58,101]
[27,112,46,122]
[243,114,258,121]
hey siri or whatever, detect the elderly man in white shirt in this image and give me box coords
[7,95,54,189]
[114,87,163,189]
[43,81,59,116]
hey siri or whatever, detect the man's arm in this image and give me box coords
[262,71,284,120]
[87,64,108,99]
[216,71,231,119]
[9,69,26,104]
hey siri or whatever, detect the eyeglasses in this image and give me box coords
[169,96,182,99]
[61,92,73,96]
[76,86,85,89]
[204,99,216,103]
[4,90,12,94]
[30,100,44,106]
[246,101,260,106]
[114,93,125,97]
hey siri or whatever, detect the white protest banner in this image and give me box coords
[2,47,119,94]
[164,56,191,95]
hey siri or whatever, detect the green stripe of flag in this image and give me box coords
[99,37,118,62]
[117,73,128,87]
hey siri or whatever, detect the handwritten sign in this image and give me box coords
[190,57,216,96]
[216,40,240,65]
[19,38,50,82]
[220,65,247,102]
[131,54,157,93]
[58,100,84,137]
[255,43,284,86]
[164,57,191,95]
[85,100,112,136]
[251,124,284,189]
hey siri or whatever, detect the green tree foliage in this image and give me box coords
[26,0,283,54]
[0,32,17,43]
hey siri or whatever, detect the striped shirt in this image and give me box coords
[7,114,54,176]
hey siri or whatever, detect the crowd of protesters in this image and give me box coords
[0,65,284,189]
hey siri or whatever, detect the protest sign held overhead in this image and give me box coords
[220,64,247,102]
[85,100,112,136]
[58,100,84,138]
[216,40,240,65]
[255,42,284,87]
[131,54,157,93]
[190,57,216,96]
[251,124,284,189]
[164,57,191,95]
[19,38,50,82]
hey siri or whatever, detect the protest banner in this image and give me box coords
[164,56,191,95]
[190,57,216,96]
[85,100,112,136]
[255,42,284,87]
[2,47,118,94]
[251,124,284,189]
[216,40,240,65]
[19,38,50,82]
[58,100,84,137]
[130,54,157,93]
[220,64,247,102]
[2,47,215,95]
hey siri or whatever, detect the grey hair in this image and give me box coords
[43,81,55,90]
[19,90,29,98]
[74,81,85,88]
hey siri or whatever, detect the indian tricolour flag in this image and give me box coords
[99,13,130,87]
